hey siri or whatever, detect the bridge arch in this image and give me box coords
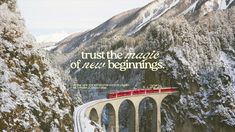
[139,97,157,132]
[118,99,136,132]
[101,103,116,132]
[89,108,99,123]
[160,94,179,132]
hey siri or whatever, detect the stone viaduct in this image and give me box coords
[83,90,178,132]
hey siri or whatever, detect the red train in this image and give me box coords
[107,87,177,99]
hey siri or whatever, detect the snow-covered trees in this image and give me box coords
[0,0,74,131]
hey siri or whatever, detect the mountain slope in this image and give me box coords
[53,0,235,55]
[0,1,76,131]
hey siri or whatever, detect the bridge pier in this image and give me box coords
[155,94,168,132]
[108,112,115,132]
[97,108,103,125]
[157,102,161,132]
[152,105,157,132]
[115,111,119,132]
[129,104,136,132]
[135,108,139,132]
[133,100,141,132]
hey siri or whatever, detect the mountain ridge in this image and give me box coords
[52,0,235,55]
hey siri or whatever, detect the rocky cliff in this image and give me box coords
[0,0,74,131]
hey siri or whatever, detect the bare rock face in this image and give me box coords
[0,0,73,131]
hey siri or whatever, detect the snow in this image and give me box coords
[50,123,60,132]
[32,63,40,71]
[189,113,206,125]
[128,0,180,35]
[83,118,97,132]
[0,91,17,112]
[34,32,72,51]
[201,0,223,15]
[44,45,58,51]
[36,31,69,43]
[180,0,235,16]
[204,0,215,12]
[74,100,106,132]
[180,0,199,15]
[219,0,227,9]
[220,51,235,89]
[174,48,190,66]
[218,0,234,9]
[152,0,180,21]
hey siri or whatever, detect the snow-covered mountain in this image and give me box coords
[36,32,69,43]
[34,32,70,51]
[53,0,235,54]
[50,0,235,132]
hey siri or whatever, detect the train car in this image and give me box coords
[107,87,177,99]
[107,92,117,99]
[161,87,177,92]
[146,88,159,94]
[133,89,145,95]
[117,90,132,97]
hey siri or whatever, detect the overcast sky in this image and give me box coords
[17,0,152,36]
